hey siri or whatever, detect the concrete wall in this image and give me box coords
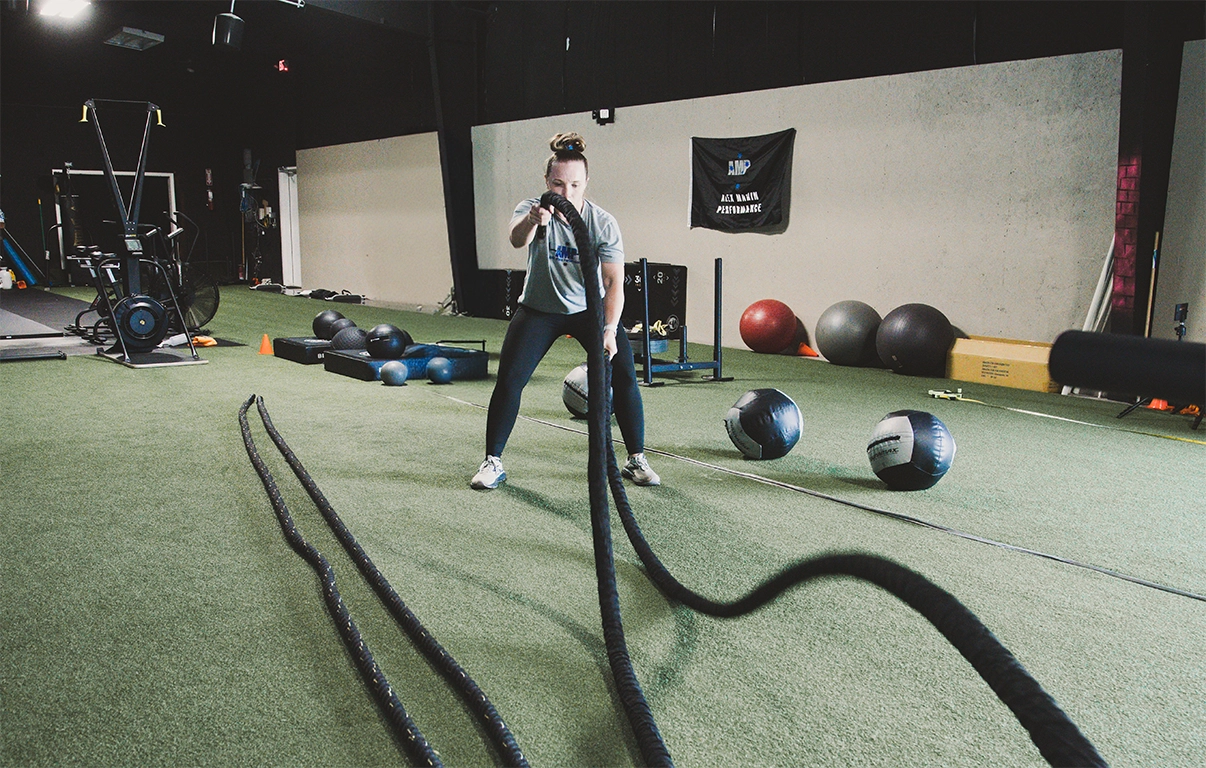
[297,132,452,306]
[474,51,1123,349]
[1151,40,1206,343]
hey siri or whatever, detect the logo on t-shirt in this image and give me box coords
[551,244,579,264]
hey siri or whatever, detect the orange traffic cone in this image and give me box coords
[1146,398,1169,410]
[259,334,273,355]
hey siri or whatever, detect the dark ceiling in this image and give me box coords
[1,0,1202,296]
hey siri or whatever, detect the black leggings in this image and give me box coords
[486,304,645,458]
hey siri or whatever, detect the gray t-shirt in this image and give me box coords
[514,197,624,314]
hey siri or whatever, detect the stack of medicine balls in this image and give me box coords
[313,309,417,386]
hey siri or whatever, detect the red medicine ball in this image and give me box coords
[740,299,798,353]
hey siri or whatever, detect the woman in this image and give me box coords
[471,132,659,490]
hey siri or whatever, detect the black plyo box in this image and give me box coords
[274,337,331,365]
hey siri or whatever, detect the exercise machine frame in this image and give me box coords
[631,257,732,386]
[78,99,202,366]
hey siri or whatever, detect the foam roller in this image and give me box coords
[1049,330,1205,404]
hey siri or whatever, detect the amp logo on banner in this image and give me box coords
[691,128,795,231]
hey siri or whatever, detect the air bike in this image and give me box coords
[72,99,209,368]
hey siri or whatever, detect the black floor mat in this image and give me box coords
[0,288,93,337]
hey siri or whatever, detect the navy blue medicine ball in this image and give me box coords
[867,410,956,490]
[725,388,802,459]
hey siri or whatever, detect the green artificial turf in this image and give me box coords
[1,286,1203,767]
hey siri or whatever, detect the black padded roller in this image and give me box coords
[1049,330,1206,404]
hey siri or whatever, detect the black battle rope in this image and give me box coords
[237,396,441,767]
[442,394,1205,604]
[548,192,1107,768]
[541,191,672,766]
[250,396,529,767]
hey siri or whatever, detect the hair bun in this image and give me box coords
[550,132,587,154]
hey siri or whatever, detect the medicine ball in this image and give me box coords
[815,300,882,366]
[427,356,453,384]
[380,360,409,386]
[739,299,798,354]
[875,303,955,376]
[328,317,357,339]
[562,363,589,418]
[331,326,367,350]
[724,388,802,459]
[867,410,955,490]
[365,324,413,359]
[313,309,345,339]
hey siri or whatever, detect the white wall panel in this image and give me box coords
[297,133,452,306]
[474,51,1123,348]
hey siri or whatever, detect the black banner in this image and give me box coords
[690,128,795,231]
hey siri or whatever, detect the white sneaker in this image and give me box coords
[622,453,660,486]
[471,455,506,490]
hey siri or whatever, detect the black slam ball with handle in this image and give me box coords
[313,309,345,339]
[365,324,414,359]
[867,410,955,490]
[725,389,802,459]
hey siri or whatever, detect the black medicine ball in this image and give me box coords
[875,303,955,376]
[724,388,802,459]
[313,309,345,339]
[365,324,414,359]
[327,317,357,339]
[331,326,368,350]
[867,410,956,490]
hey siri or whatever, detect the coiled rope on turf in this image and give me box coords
[238,395,441,767]
[250,395,529,767]
[546,191,1108,768]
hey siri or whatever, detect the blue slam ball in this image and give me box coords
[380,360,409,386]
[867,410,956,490]
[427,356,453,384]
[724,388,802,459]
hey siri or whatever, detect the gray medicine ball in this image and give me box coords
[815,300,882,366]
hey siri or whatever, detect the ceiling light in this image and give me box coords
[40,0,90,18]
[213,0,244,49]
[104,26,165,51]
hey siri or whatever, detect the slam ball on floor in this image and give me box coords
[876,303,954,376]
[815,300,882,366]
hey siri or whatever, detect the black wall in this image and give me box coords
[2,1,1202,314]
[477,1,1143,124]
[0,0,433,285]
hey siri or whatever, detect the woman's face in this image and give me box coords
[546,159,588,210]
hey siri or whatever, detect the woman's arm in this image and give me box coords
[601,261,625,359]
[509,202,552,248]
